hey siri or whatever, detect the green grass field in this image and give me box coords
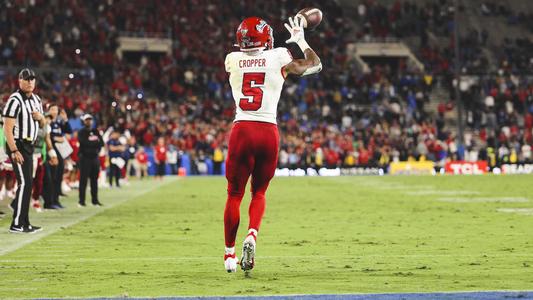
[1,175,533,298]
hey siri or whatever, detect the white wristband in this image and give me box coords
[48,149,57,158]
[302,62,323,76]
[297,39,310,51]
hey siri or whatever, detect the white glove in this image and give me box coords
[284,16,305,44]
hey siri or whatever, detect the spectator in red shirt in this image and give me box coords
[154,137,167,179]
[325,148,340,168]
[67,131,80,191]
[135,147,149,179]
[358,146,370,166]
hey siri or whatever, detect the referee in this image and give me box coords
[3,68,46,234]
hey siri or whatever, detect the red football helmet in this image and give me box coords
[235,17,273,51]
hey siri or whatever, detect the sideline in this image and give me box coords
[0,177,178,256]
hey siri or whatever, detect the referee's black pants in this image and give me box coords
[9,140,34,227]
[79,155,100,205]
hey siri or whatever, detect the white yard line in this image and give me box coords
[0,177,178,257]
[437,197,529,203]
[497,208,533,215]
[406,190,481,196]
[377,186,436,191]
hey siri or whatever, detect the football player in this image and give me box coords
[223,16,322,273]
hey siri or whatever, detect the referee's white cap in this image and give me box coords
[18,68,36,80]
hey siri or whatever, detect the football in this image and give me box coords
[296,7,323,31]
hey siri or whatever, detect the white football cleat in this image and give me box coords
[240,234,256,272]
[224,253,238,273]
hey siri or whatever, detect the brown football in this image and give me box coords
[296,7,323,31]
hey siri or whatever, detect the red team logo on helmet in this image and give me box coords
[236,17,273,51]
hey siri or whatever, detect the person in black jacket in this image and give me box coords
[77,114,104,207]
[48,104,68,207]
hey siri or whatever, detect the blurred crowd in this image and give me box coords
[0,0,532,210]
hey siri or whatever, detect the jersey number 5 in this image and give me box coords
[239,72,265,111]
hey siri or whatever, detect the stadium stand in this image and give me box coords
[1,0,533,186]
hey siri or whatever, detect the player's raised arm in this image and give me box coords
[283,16,322,77]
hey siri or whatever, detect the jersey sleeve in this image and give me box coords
[2,96,20,118]
[224,53,234,73]
[276,47,293,67]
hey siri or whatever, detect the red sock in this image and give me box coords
[224,194,244,248]
[248,192,266,233]
[246,228,258,242]
[224,253,236,260]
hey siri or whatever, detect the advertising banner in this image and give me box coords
[501,164,533,174]
[274,167,383,176]
[445,161,488,175]
[389,161,435,175]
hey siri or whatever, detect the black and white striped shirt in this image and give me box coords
[2,90,43,142]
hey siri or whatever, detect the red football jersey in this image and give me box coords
[154,145,167,162]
